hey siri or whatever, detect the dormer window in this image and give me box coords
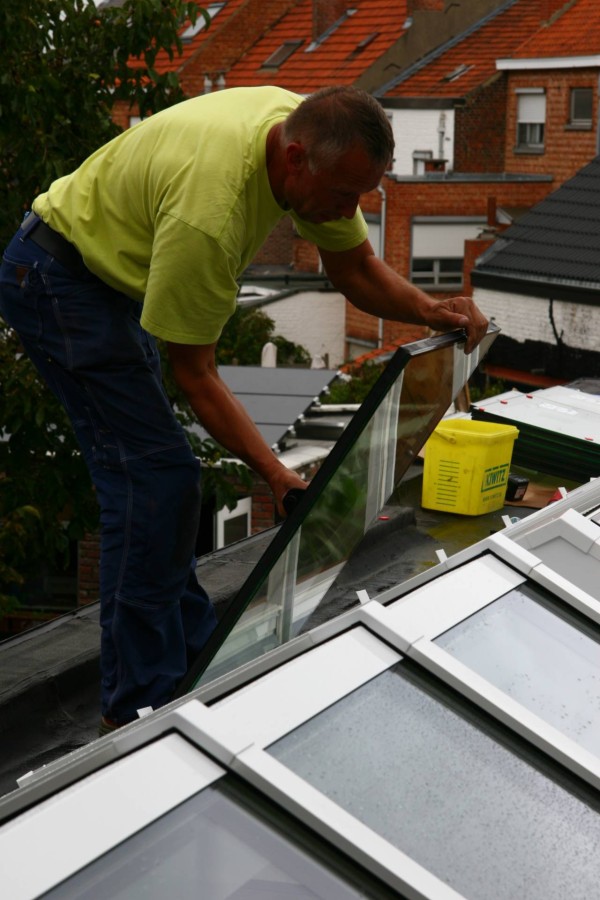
[306,8,357,52]
[441,64,472,83]
[347,31,379,59]
[261,40,303,70]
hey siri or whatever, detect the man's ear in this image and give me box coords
[285,141,307,173]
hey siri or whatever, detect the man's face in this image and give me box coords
[283,142,385,224]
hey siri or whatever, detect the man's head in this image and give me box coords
[278,87,394,224]
[283,86,395,174]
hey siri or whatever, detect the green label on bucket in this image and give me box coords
[481,463,509,493]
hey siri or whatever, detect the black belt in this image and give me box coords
[21,214,87,276]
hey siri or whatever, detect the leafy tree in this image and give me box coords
[217,306,311,367]
[0,0,205,248]
[0,0,216,610]
[326,361,385,405]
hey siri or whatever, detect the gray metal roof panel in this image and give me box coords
[193,366,340,449]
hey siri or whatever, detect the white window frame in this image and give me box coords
[516,88,546,150]
[410,218,485,291]
[214,495,252,549]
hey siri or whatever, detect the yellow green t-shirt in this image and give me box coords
[33,86,368,344]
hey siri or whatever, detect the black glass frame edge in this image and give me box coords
[175,325,499,695]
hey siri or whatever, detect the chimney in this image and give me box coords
[313,0,350,42]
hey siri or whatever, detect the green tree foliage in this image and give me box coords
[326,361,384,405]
[0,0,214,609]
[0,0,204,248]
[217,306,311,367]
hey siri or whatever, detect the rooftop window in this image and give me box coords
[261,40,303,69]
[305,8,357,52]
[441,63,472,82]
[347,31,379,59]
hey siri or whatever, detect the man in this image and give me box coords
[0,85,488,732]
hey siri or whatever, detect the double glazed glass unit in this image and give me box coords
[178,325,500,691]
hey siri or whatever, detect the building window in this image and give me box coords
[411,258,463,289]
[262,40,303,69]
[214,497,252,550]
[411,218,485,291]
[516,90,546,151]
[569,87,593,128]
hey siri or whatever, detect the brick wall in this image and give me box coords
[77,533,101,606]
[504,69,598,185]
[454,78,508,173]
[293,236,321,272]
[463,235,497,297]
[253,218,296,266]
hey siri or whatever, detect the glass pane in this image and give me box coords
[571,88,593,123]
[180,328,498,688]
[436,582,600,755]
[439,258,463,273]
[44,779,393,899]
[269,661,600,900]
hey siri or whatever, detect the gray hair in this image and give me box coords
[282,86,394,173]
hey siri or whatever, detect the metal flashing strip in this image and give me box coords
[208,628,401,749]
[380,555,526,643]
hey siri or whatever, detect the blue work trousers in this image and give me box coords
[0,225,217,724]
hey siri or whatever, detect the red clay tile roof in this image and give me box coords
[381,0,551,99]
[508,0,600,58]
[225,0,411,92]
[153,0,249,73]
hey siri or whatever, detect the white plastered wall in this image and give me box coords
[472,287,600,352]
[388,108,456,175]
[255,291,346,367]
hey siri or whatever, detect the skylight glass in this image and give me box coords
[261,40,303,69]
[268,659,600,900]
[436,582,600,756]
[43,777,393,899]
[178,326,499,692]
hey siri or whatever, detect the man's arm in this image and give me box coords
[167,341,307,514]
[319,239,488,354]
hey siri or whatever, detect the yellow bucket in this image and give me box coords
[422,419,519,516]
